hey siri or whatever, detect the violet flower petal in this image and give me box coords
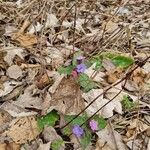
[76,63,86,73]
[89,120,98,131]
[72,125,84,137]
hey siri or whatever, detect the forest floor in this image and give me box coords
[0,0,150,150]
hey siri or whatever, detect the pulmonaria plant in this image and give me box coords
[76,63,87,73]
[72,125,84,137]
[89,120,98,131]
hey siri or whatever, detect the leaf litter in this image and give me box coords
[0,0,150,150]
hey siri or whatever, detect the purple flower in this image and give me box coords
[72,125,84,137]
[76,63,86,73]
[89,120,98,131]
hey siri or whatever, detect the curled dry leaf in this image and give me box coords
[124,119,149,142]
[11,32,37,48]
[2,116,40,144]
[106,68,123,84]
[0,81,22,98]
[131,67,148,88]
[0,101,37,117]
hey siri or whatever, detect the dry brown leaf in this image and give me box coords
[124,119,149,142]
[3,116,40,144]
[82,89,122,118]
[35,73,50,90]
[42,126,65,150]
[12,85,42,110]
[0,144,6,150]
[102,20,118,33]
[3,46,24,65]
[0,101,37,117]
[131,67,148,88]
[11,32,37,48]
[37,142,51,150]
[51,77,85,115]
[106,68,123,84]
[7,65,22,80]
[5,142,20,150]
[0,109,12,125]
[96,125,128,150]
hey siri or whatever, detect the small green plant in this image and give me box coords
[121,95,138,111]
[51,139,64,150]
[102,52,134,69]
[63,114,107,149]
[37,110,59,130]
[78,73,96,92]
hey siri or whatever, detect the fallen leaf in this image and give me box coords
[0,144,6,150]
[82,89,122,118]
[28,22,43,34]
[106,68,123,84]
[102,20,118,33]
[11,32,37,48]
[7,65,23,79]
[5,142,20,150]
[0,81,21,98]
[12,85,43,110]
[3,116,40,144]
[0,101,37,117]
[96,125,128,150]
[35,73,50,89]
[37,142,51,150]
[4,46,24,65]
[85,63,105,82]
[45,13,58,28]
[42,126,65,150]
[50,77,85,115]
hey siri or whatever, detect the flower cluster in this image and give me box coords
[72,119,98,137]
[71,55,87,77]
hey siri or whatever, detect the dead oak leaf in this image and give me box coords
[11,32,37,48]
[51,77,85,115]
[106,68,123,84]
[3,116,40,144]
[131,67,148,88]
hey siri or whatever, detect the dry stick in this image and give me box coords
[80,84,124,128]
[52,3,76,43]
[61,56,150,129]
[72,1,77,52]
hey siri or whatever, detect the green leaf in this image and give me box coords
[51,139,64,150]
[80,129,92,149]
[121,95,138,111]
[89,57,102,70]
[58,65,74,75]
[92,115,107,129]
[101,52,134,69]
[63,114,88,135]
[64,114,88,126]
[112,55,134,68]
[37,110,59,129]
[79,73,96,92]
